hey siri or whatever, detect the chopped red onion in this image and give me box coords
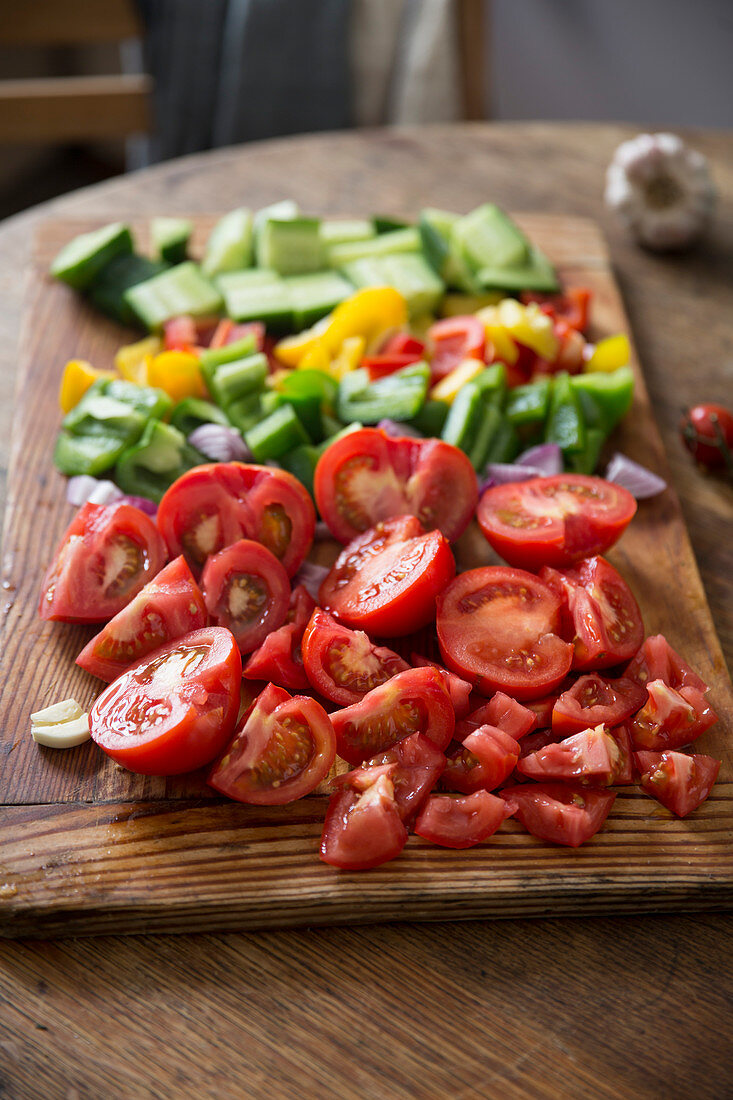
[604,453,667,499]
[314,520,334,542]
[377,418,423,438]
[480,464,545,493]
[67,475,123,507]
[516,442,563,476]
[187,424,252,463]
[117,495,158,516]
[294,560,330,601]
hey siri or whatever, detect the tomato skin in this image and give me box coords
[414,790,516,849]
[427,316,485,382]
[201,539,290,655]
[477,475,637,571]
[157,462,315,578]
[320,774,408,870]
[332,732,445,823]
[517,723,623,785]
[208,682,336,805]
[381,332,426,358]
[436,566,573,701]
[314,428,478,545]
[243,584,315,691]
[634,750,720,817]
[625,634,708,694]
[363,353,423,381]
[410,654,473,719]
[76,555,207,682]
[330,666,455,766]
[320,515,456,638]
[680,403,733,468]
[628,679,717,751]
[441,725,521,794]
[90,626,241,775]
[520,288,592,333]
[39,502,167,623]
[301,609,408,706]
[457,693,538,741]
[551,673,647,737]
[540,556,644,670]
[500,783,616,847]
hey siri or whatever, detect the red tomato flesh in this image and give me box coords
[457,693,539,740]
[243,584,315,691]
[410,654,473,719]
[301,608,408,706]
[201,538,290,654]
[427,316,485,382]
[540,556,644,670]
[634,750,720,817]
[436,566,573,700]
[208,682,336,804]
[319,515,455,637]
[517,723,624,785]
[629,680,717,751]
[89,626,241,775]
[76,555,206,682]
[330,665,455,765]
[625,634,708,693]
[332,732,446,823]
[441,724,521,794]
[157,462,315,578]
[477,475,637,571]
[414,790,515,849]
[500,783,616,847]
[320,774,408,870]
[39,501,167,623]
[551,673,647,737]
[314,427,478,545]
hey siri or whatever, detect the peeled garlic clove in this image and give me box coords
[31,699,91,748]
[31,698,83,725]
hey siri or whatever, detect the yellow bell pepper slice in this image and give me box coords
[495,299,559,361]
[475,306,519,366]
[586,334,631,373]
[439,291,503,317]
[275,287,407,368]
[430,358,485,404]
[147,350,206,402]
[59,359,116,413]
[115,335,163,383]
[273,317,330,369]
[330,335,365,380]
[298,342,334,376]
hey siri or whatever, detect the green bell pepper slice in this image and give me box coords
[115,420,206,503]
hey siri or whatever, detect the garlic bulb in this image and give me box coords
[605,133,716,250]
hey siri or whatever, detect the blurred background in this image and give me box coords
[1,0,731,219]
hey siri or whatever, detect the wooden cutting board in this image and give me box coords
[0,215,731,938]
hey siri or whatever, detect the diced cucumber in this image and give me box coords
[340,254,443,317]
[170,397,230,437]
[337,362,430,424]
[320,219,375,247]
[124,262,223,331]
[419,208,482,293]
[198,333,259,371]
[203,352,268,409]
[151,217,193,264]
[373,216,411,234]
[284,271,353,328]
[253,200,300,237]
[245,405,310,461]
[476,247,559,293]
[88,254,168,326]
[201,208,253,277]
[226,393,263,433]
[452,204,530,273]
[217,271,294,329]
[328,227,420,267]
[50,222,133,290]
[256,218,324,275]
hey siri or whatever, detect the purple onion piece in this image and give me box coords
[187,424,252,463]
[481,463,546,492]
[314,520,334,542]
[377,418,423,439]
[67,475,123,507]
[294,560,330,601]
[516,442,563,476]
[117,494,158,516]
[604,453,667,499]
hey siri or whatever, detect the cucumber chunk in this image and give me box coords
[284,271,353,328]
[201,208,254,276]
[340,253,443,317]
[151,217,193,264]
[328,227,420,267]
[50,222,133,290]
[124,262,223,331]
[88,254,168,326]
[452,204,530,272]
[217,270,293,329]
[256,217,324,275]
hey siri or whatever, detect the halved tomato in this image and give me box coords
[243,584,315,691]
[500,783,616,846]
[157,462,315,577]
[39,501,167,623]
[625,634,708,693]
[540,556,644,670]
[629,679,717,751]
[320,773,408,870]
[76,555,206,682]
[208,682,336,805]
[436,566,573,700]
[301,608,408,707]
[314,427,478,544]
[89,626,241,774]
[427,316,485,382]
[441,724,521,794]
[634,750,720,817]
[330,666,454,765]
[332,732,445,822]
[477,475,637,571]
[319,515,455,637]
[201,539,290,654]
[552,673,647,737]
[517,724,623,785]
[414,790,515,849]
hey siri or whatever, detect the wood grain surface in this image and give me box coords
[0,124,731,1100]
[0,212,731,940]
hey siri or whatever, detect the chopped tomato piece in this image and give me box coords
[243,584,315,691]
[457,692,538,740]
[625,634,708,693]
[201,539,290,654]
[320,773,408,870]
[164,315,219,351]
[414,790,516,849]
[427,316,485,382]
[477,475,637,571]
[410,654,472,719]
[552,673,647,736]
[629,679,717,751]
[441,724,521,794]
[520,288,592,333]
[333,732,445,822]
[500,783,616,847]
[330,665,454,765]
[302,608,408,706]
[634,750,720,817]
[380,332,426,358]
[208,682,336,805]
[611,723,634,783]
[363,352,423,381]
[517,723,623,785]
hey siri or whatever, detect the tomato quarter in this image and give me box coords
[201,539,290,654]
[517,723,624,785]
[551,673,647,736]
[243,584,315,691]
[320,773,408,870]
[500,783,616,847]
[634,750,720,817]
[301,608,408,706]
[414,790,515,849]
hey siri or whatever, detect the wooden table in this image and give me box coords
[0,123,731,1100]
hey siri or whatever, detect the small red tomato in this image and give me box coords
[680,404,733,470]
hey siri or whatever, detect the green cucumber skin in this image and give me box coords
[51,222,133,291]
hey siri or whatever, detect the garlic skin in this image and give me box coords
[605,133,716,250]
